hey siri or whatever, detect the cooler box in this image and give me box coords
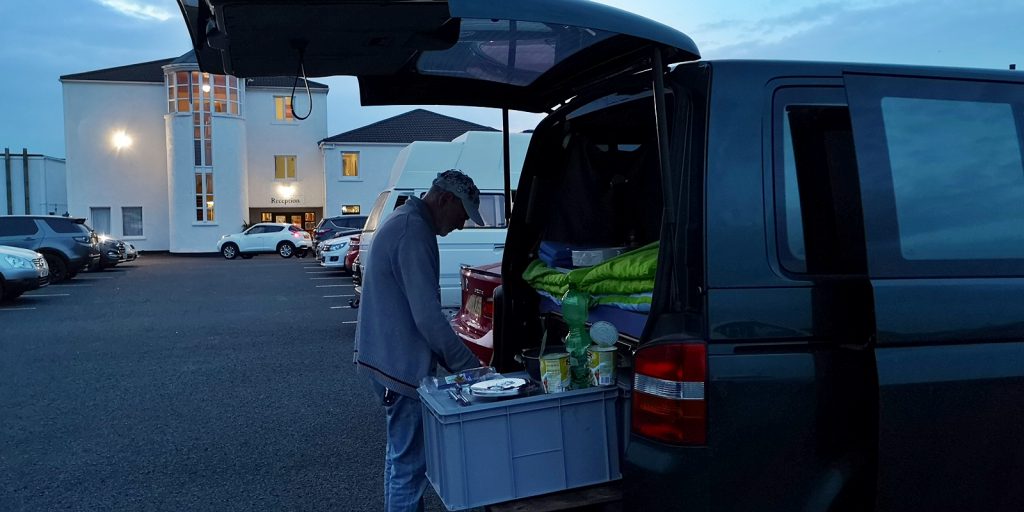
[418,374,621,511]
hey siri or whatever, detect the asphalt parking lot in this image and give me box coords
[0,254,449,511]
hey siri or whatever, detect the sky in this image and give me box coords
[0,0,1021,158]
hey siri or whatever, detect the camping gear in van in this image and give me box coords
[571,247,625,267]
[561,287,593,390]
[524,242,660,313]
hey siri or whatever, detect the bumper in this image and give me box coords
[623,437,711,511]
[5,274,50,294]
[318,251,348,268]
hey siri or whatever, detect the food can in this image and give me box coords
[588,345,617,387]
[539,352,569,393]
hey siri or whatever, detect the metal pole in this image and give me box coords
[502,109,512,225]
[652,48,674,220]
[22,148,30,214]
[4,147,12,214]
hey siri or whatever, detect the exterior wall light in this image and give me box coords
[276,184,296,199]
[111,130,133,150]
[341,205,361,215]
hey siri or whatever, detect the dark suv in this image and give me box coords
[0,216,99,282]
[313,215,367,245]
[179,2,1024,511]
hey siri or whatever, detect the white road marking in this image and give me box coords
[23,293,71,297]
[323,294,355,298]
[342,320,358,324]
[309,276,347,280]
[316,284,355,288]
[78,276,114,279]
[0,307,36,311]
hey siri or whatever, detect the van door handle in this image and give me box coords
[23,237,36,241]
[493,244,505,250]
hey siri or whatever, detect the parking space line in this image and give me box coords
[310,276,347,280]
[330,306,356,309]
[0,307,37,311]
[323,294,355,298]
[78,276,114,279]
[316,284,355,288]
[23,293,70,297]
[342,320,358,324]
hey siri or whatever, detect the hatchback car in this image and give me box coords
[0,245,49,301]
[217,223,313,259]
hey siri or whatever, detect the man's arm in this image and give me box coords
[394,231,481,372]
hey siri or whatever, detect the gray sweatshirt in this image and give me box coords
[353,196,480,397]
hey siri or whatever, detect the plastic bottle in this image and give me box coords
[561,287,592,389]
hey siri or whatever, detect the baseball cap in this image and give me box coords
[432,169,484,225]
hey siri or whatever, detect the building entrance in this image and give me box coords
[250,208,322,236]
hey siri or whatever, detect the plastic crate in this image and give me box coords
[418,374,621,511]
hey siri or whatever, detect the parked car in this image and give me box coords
[217,223,313,259]
[343,235,360,273]
[313,215,366,245]
[316,233,358,272]
[92,235,127,270]
[0,215,99,282]
[124,242,138,262]
[0,245,49,301]
[180,2,1024,511]
[451,261,502,364]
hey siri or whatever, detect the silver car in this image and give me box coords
[0,245,49,301]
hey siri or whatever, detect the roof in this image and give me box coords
[60,51,327,89]
[321,109,497,144]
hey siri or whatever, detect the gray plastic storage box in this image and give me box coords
[418,374,621,511]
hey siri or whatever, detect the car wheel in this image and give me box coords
[240,254,253,259]
[277,242,295,258]
[43,254,69,282]
[221,243,239,260]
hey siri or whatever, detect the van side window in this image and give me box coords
[846,75,1024,276]
[465,193,507,229]
[774,87,865,275]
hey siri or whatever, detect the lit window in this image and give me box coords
[195,171,215,222]
[275,155,297,180]
[275,96,294,122]
[260,212,272,222]
[341,205,361,215]
[341,152,359,178]
[122,207,143,237]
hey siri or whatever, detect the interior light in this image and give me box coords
[111,130,133,150]
[341,205,361,215]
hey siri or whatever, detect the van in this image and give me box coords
[179,1,1024,510]
[357,131,529,307]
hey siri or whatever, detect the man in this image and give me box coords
[354,169,484,512]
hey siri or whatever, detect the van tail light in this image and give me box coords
[632,342,707,445]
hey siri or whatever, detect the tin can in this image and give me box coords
[588,345,617,387]
[539,352,569,393]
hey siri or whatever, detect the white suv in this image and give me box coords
[217,223,313,259]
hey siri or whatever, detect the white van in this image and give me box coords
[358,131,529,307]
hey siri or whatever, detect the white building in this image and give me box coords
[0,149,67,216]
[319,109,496,218]
[60,52,328,252]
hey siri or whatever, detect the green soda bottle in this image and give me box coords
[561,287,592,390]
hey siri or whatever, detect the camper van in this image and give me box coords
[357,131,529,307]
[179,1,1024,510]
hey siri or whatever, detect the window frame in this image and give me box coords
[194,169,216,224]
[274,96,295,123]
[846,73,1024,278]
[340,151,360,180]
[122,206,144,238]
[274,155,297,181]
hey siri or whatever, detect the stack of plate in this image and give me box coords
[469,377,528,398]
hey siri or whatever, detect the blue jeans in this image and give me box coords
[369,379,428,512]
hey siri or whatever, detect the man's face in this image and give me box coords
[437,192,469,236]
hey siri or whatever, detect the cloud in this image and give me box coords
[94,0,173,21]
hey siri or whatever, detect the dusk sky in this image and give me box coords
[1,0,1021,158]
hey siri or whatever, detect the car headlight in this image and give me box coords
[3,255,33,269]
[328,242,348,252]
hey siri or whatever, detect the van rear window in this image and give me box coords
[45,218,89,234]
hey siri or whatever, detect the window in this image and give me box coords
[195,171,215,222]
[465,193,507,228]
[0,217,38,236]
[260,212,273,222]
[122,207,143,237]
[846,74,1024,276]
[341,205,361,215]
[274,96,294,122]
[166,71,241,115]
[275,155,297,180]
[44,218,89,234]
[773,87,863,275]
[90,207,111,235]
[265,225,284,233]
[363,191,391,233]
[341,152,359,178]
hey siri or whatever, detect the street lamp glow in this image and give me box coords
[111,130,133,150]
